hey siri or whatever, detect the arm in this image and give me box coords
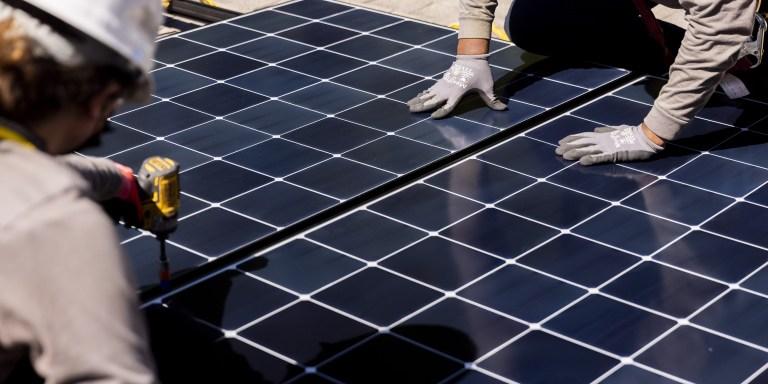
[55,154,128,201]
[458,0,499,40]
[0,193,157,383]
[456,0,495,55]
[407,0,504,118]
[556,0,754,165]
[644,0,755,141]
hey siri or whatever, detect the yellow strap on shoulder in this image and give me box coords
[0,125,35,150]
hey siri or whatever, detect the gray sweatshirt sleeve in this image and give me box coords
[645,0,755,140]
[458,0,498,39]
[56,154,125,201]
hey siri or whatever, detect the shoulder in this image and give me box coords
[0,141,89,230]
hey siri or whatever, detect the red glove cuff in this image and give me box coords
[115,163,143,224]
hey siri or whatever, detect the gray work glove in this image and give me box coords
[555,124,664,166]
[407,54,507,119]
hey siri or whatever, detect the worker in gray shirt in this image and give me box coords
[0,0,163,382]
[408,0,760,166]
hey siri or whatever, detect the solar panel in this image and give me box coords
[79,0,768,382]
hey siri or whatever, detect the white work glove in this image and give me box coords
[555,124,664,166]
[407,54,506,119]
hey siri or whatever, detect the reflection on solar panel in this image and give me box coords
[83,0,768,382]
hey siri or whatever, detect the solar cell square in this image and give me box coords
[280,81,375,114]
[238,239,364,294]
[344,135,449,174]
[479,136,572,178]
[238,301,375,365]
[222,182,338,227]
[324,8,400,32]
[285,157,396,199]
[497,182,610,228]
[112,102,213,136]
[182,23,264,48]
[572,206,690,256]
[600,366,680,384]
[108,140,211,171]
[621,179,733,225]
[276,0,353,18]
[229,36,314,63]
[602,261,727,318]
[168,207,273,258]
[478,330,618,383]
[369,183,484,232]
[380,48,455,77]
[380,236,505,291]
[225,100,324,135]
[702,201,768,249]
[306,210,427,261]
[373,20,454,45]
[668,154,768,197]
[336,98,425,133]
[530,59,628,88]
[458,265,585,322]
[277,22,357,47]
[154,37,216,64]
[282,118,385,154]
[150,67,216,99]
[224,138,331,177]
[327,34,411,62]
[171,83,269,116]
[517,235,639,288]
[180,160,272,203]
[398,117,500,150]
[544,294,676,356]
[440,208,560,259]
[123,236,207,291]
[165,119,270,157]
[333,64,422,95]
[163,269,295,330]
[77,122,154,158]
[312,268,443,326]
[392,298,527,361]
[424,158,535,204]
[229,10,310,33]
[176,51,266,81]
[226,66,319,97]
[317,334,464,383]
[636,325,768,384]
[451,96,545,128]
[497,75,588,108]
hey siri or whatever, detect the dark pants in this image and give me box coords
[505,0,684,75]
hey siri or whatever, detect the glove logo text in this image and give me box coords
[443,63,475,89]
[610,127,638,148]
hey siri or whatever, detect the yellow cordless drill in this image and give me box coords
[135,156,180,289]
[122,156,181,288]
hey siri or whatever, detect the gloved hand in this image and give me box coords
[407,54,507,119]
[555,124,664,166]
[112,163,143,227]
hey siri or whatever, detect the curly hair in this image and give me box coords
[0,18,136,126]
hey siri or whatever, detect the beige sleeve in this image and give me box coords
[645,0,755,139]
[458,0,498,39]
[55,154,125,201]
[0,190,157,384]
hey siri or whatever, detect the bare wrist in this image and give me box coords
[457,38,490,55]
[641,122,666,146]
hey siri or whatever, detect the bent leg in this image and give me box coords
[505,0,674,73]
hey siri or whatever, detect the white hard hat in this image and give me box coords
[3,0,164,102]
